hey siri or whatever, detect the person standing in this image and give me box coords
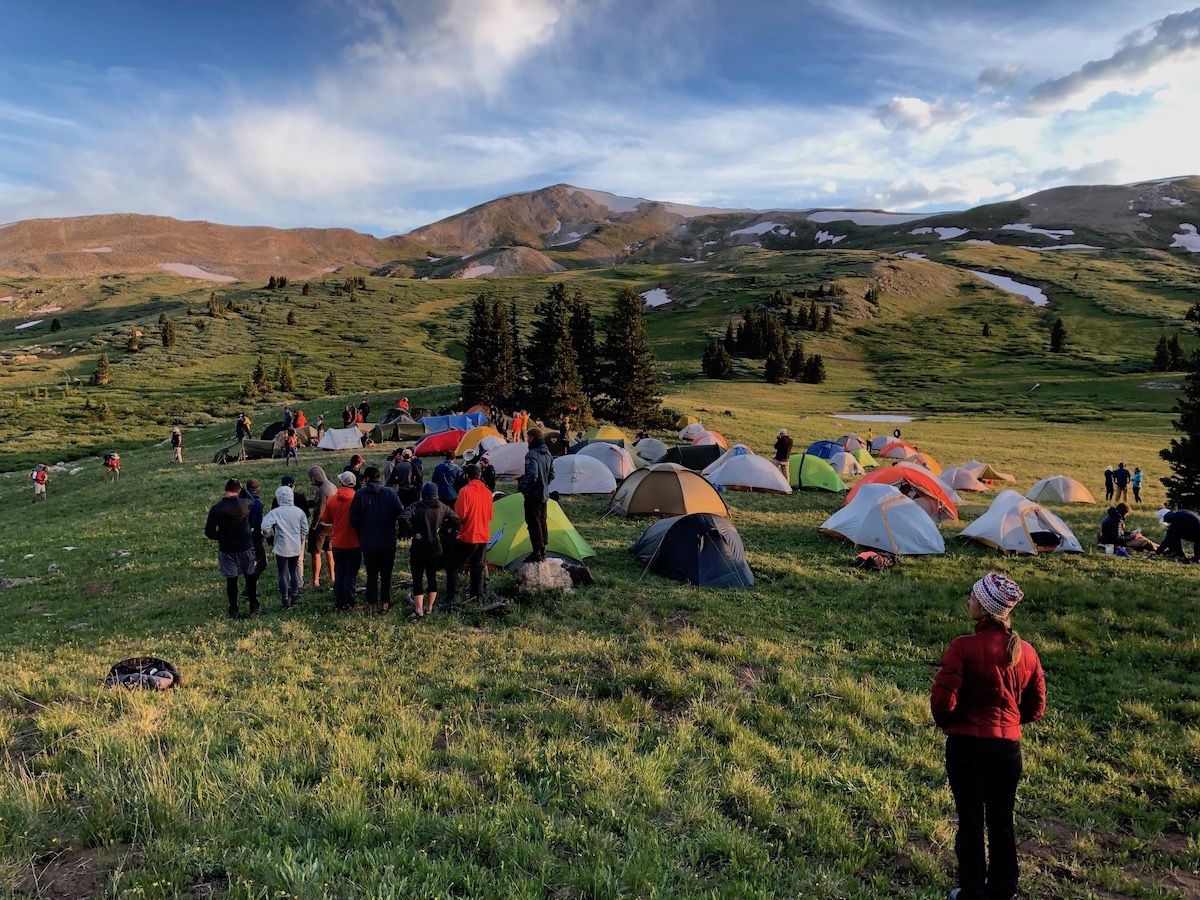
[350,466,403,615]
[389,448,423,506]
[400,482,459,617]
[1103,466,1114,503]
[773,429,793,476]
[519,427,553,563]
[260,485,309,609]
[358,397,371,421]
[344,454,365,487]
[559,414,571,446]
[319,471,361,611]
[235,413,252,461]
[30,464,49,503]
[294,408,307,430]
[432,451,462,505]
[445,464,494,607]
[282,428,300,467]
[1131,466,1143,504]
[315,414,325,442]
[282,407,293,431]
[204,478,257,618]
[1112,462,1131,504]
[307,466,337,590]
[170,427,183,464]
[240,479,267,605]
[931,573,1045,900]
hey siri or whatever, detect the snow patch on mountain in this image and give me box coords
[730,221,783,236]
[1170,224,1200,252]
[815,231,846,245]
[641,288,671,307]
[809,210,930,226]
[1001,223,1074,239]
[910,226,969,240]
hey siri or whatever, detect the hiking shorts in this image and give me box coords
[33,483,46,495]
[307,528,331,554]
[219,550,257,578]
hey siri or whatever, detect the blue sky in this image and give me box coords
[1,1,1198,234]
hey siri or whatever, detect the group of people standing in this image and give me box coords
[1102,462,1143,504]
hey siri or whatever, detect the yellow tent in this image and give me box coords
[674,414,700,428]
[454,425,503,457]
[585,424,630,445]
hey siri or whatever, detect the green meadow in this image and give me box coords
[1,246,1198,897]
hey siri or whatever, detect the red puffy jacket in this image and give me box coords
[931,619,1046,740]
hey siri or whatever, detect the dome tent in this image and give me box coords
[820,484,945,555]
[413,429,467,457]
[655,444,723,471]
[692,430,729,449]
[829,451,865,477]
[805,440,844,460]
[679,422,707,441]
[584,424,630,446]
[576,442,638,480]
[705,453,792,494]
[487,494,595,568]
[1026,475,1095,505]
[852,448,879,469]
[940,465,990,493]
[960,489,1083,555]
[788,453,847,492]
[635,437,668,462]
[845,464,959,522]
[836,434,867,452]
[700,444,754,476]
[548,455,617,495]
[961,460,1017,483]
[454,425,504,458]
[675,414,701,429]
[904,451,942,475]
[631,513,753,588]
[609,463,729,517]
[878,440,919,460]
[484,441,528,477]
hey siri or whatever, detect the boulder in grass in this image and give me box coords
[517,559,574,593]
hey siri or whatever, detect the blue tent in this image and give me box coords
[420,413,486,433]
[806,440,843,460]
[630,513,753,588]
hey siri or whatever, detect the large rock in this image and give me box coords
[516,559,574,592]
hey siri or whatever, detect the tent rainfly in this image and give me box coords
[487,494,595,568]
[413,429,467,457]
[805,440,844,460]
[609,463,729,517]
[845,464,959,521]
[317,427,364,451]
[940,465,990,493]
[705,453,792,494]
[961,460,1017,483]
[1026,475,1095,505]
[788,453,847,492]
[454,425,504,458]
[548,455,617,495]
[701,444,755,477]
[960,489,1083,555]
[692,430,729,449]
[635,437,669,462]
[484,441,528,477]
[678,422,707,441]
[820,484,945,555]
[576,442,638,480]
[655,444,723,471]
[829,451,866,477]
[631,513,753,588]
[852,448,879,469]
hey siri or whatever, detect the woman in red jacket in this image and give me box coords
[931,572,1046,900]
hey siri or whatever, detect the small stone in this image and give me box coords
[70,623,90,630]
[47,563,59,573]
[112,550,132,558]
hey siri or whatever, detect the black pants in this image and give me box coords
[524,496,548,561]
[946,735,1023,900]
[332,548,361,610]
[245,540,267,598]
[362,547,396,608]
[410,543,441,595]
[445,540,487,602]
[1159,530,1200,560]
[226,576,258,616]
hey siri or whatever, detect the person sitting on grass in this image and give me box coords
[399,482,460,618]
[1099,503,1158,552]
[931,572,1046,900]
[1156,507,1200,562]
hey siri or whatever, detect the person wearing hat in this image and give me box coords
[399,482,460,617]
[932,573,1046,900]
[319,471,362,611]
[350,466,403,615]
[169,426,183,464]
[1157,507,1200,561]
[389,447,423,506]
[773,429,793,476]
[1099,503,1158,553]
[519,428,553,563]
[445,463,494,606]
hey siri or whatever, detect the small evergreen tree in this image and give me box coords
[599,288,662,427]
[808,300,819,330]
[268,276,278,290]
[91,351,111,386]
[982,322,991,337]
[724,321,736,351]
[865,285,880,306]
[96,399,112,422]
[1168,334,1185,371]
[207,294,222,317]
[1160,348,1200,508]
[287,309,297,326]
[1154,335,1172,371]
[1050,318,1067,352]
[789,342,806,379]
[161,317,176,348]
[50,318,62,332]
[302,282,311,296]
[569,289,600,402]
[252,356,269,390]
[764,350,788,384]
[701,338,733,379]
[1186,303,1200,324]
[277,357,297,393]
[820,306,833,332]
[126,331,141,352]
[803,355,827,384]
[324,370,339,395]
[240,379,259,402]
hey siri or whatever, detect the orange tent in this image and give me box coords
[845,465,958,521]
[905,451,943,475]
[692,430,729,449]
[878,440,919,460]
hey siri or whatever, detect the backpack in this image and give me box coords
[852,550,896,571]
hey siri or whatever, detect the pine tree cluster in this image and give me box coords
[267,275,290,290]
[1161,349,1200,508]
[1153,334,1187,371]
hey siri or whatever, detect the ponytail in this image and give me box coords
[989,614,1022,667]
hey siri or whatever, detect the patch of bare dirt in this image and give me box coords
[184,873,228,898]
[733,665,762,691]
[19,844,133,899]
[82,581,116,598]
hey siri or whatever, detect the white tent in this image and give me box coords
[961,460,1017,483]
[829,451,866,477]
[484,441,529,477]
[635,437,668,463]
[705,453,792,494]
[940,465,990,493]
[577,442,638,480]
[1026,475,1095,505]
[679,422,707,441]
[548,455,617,495]
[960,490,1083,554]
[820,484,945,555]
[701,444,754,476]
[478,434,507,453]
[869,434,893,452]
[317,426,364,451]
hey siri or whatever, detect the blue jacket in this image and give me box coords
[240,487,264,542]
[1113,466,1131,488]
[349,481,404,550]
[520,441,554,502]
[432,460,462,504]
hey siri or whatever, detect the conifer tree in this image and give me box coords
[1186,303,1200,324]
[1161,349,1200,508]
[724,321,736,351]
[789,342,806,379]
[207,294,222,317]
[324,371,339,395]
[509,301,524,400]
[277,357,297,393]
[569,289,600,402]
[599,288,662,427]
[91,351,111,386]
[821,306,833,332]
[803,355,827,384]
[96,399,112,422]
[50,318,61,332]
[765,349,788,384]
[1168,334,1185,370]
[982,322,991,337]
[161,317,176,348]
[525,283,589,421]
[287,310,297,326]
[808,300,819,330]
[1050,318,1067,352]
[126,331,141,352]
[1154,335,1172,371]
[701,338,733,379]
[268,276,278,290]
[253,356,269,390]
[302,282,312,296]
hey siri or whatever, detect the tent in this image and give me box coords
[631,513,753,588]
[806,440,845,460]
[675,414,701,429]
[485,441,528,477]
[820,484,945,555]
[902,451,942,475]
[852,448,879,469]
[379,408,424,441]
[829,451,866,477]
[355,422,384,445]
[701,444,755,476]
[420,413,484,433]
[960,490,1083,555]
[317,426,364,451]
[836,434,868,452]
[961,460,1017,483]
[609,463,729,517]
[692,430,729,449]
[940,465,990,493]
[454,425,504,458]
[413,429,467,457]
[1026,475,1095,505]
[379,407,415,427]
[635,437,669,462]
[656,444,723,471]
[548,455,617,495]
[878,440,919,460]
[466,403,490,416]
[869,434,894,452]
[487,494,595,568]
[577,442,638,480]
[477,435,506,453]
[846,465,959,521]
[788,453,847,492]
[705,453,792,494]
[679,422,707,441]
[212,440,273,463]
[585,425,630,445]
[261,422,286,442]
[544,433,569,457]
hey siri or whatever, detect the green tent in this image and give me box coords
[852,448,879,469]
[487,494,595,568]
[788,453,847,492]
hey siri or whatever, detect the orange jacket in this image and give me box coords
[319,486,360,550]
[454,479,494,544]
